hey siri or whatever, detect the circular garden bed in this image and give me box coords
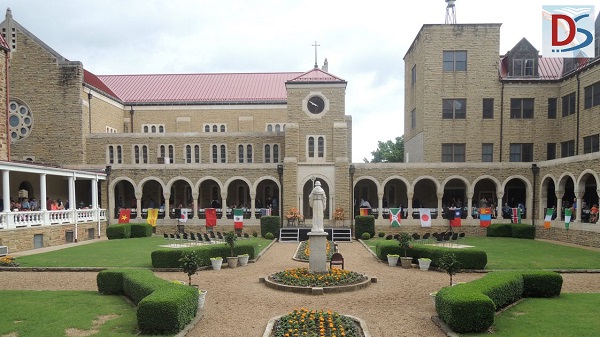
[263,308,368,337]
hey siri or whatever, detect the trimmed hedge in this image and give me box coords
[151,242,255,268]
[375,240,488,269]
[486,223,535,239]
[260,216,281,238]
[130,223,153,238]
[436,271,563,333]
[97,269,197,334]
[354,216,375,239]
[106,223,152,239]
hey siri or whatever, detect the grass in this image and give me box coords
[15,236,272,268]
[0,290,145,337]
[362,236,600,270]
[465,293,600,337]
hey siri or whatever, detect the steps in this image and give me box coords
[331,228,352,242]
[279,228,300,242]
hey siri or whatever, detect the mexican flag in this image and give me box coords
[234,209,244,230]
[544,208,553,229]
[564,208,572,230]
[389,208,401,227]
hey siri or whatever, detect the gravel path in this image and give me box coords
[1,241,600,337]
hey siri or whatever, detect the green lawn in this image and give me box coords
[465,293,600,337]
[0,290,145,337]
[16,236,272,268]
[363,236,600,270]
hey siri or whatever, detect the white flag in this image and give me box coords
[180,209,188,223]
[419,208,431,227]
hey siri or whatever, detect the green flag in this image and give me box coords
[389,208,401,227]
[564,208,572,230]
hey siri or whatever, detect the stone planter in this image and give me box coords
[238,254,249,267]
[210,258,223,270]
[387,255,399,266]
[226,256,239,268]
[198,289,207,309]
[418,258,432,271]
[400,257,412,269]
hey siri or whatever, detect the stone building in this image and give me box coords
[1,9,600,252]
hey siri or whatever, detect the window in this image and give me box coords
[411,65,416,87]
[267,125,273,132]
[442,99,466,119]
[275,124,281,133]
[108,146,114,164]
[548,98,557,119]
[443,51,467,71]
[205,125,210,132]
[143,126,148,133]
[238,145,244,163]
[584,81,600,109]
[265,145,271,163]
[186,145,192,163]
[117,146,122,164]
[142,145,148,164]
[141,124,165,133]
[194,145,200,163]
[510,143,533,162]
[220,145,226,163]
[513,59,535,76]
[159,126,164,133]
[134,145,140,164]
[273,144,279,163]
[547,143,556,160]
[159,145,166,159]
[212,125,217,133]
[246,145,253,163]
[317,137,324,157]
[151,126,156,133]
[411,109,416,129]
[562,92,576,117]
[482,99,494,119]
[561,140,575,158]
[482,143,493,162]
[168,145,174,163]
[212,145,218,163]
[441,143,465,162]
[8,100,33,142]
[584,134,600,154]
[220,125,225,132]
[308,137,315,157]
[211,144,227,163]
[510,98,534,119]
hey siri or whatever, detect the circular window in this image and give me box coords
[8,100,33,142]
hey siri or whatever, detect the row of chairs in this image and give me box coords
[411,232,465,245]
[164,231,251,245]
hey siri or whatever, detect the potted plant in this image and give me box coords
[418,257,432,271]
[438,252,461,286]
[224,231,238,268]
[178,251,208,309]
[386,253,400,266]
[237,253,250,267]
[397,232,413,268]
[210,256,223,270]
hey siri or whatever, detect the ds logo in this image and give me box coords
[542,5,595,57]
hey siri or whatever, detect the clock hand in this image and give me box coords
[309,101,318,107]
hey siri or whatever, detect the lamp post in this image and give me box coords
[349,164,355,228]
[105,165,112,226]
[531,163,540,227]
[277,164,283,225]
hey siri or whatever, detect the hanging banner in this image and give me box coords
[206,208,217,227]
[544,208,553,229]
[479,207,492,227]
[234,209,244,229]
[419,208,431,227]
[389,208,401,227]
[118,209,131,224]
[146,208,158,226]
[565,208,572,230]
[180,209,188,223]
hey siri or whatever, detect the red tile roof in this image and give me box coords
[83,70,119,100]
[87,72,305,104]
[288,68,346,83]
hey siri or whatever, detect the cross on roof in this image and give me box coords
[312,41,320,69]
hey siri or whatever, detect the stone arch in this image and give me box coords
[138,176,166,191]
[252,176,281,192]
[381,175,411,192]
[352,175,382,192]
[194,176,225,192]
[557,172,578,192]
[409,176,441,194]
[576,169,600,193]
[165,176,195,192]
[470,175,502,196]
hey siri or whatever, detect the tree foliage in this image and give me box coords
[364,136,404,163]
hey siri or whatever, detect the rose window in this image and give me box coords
[8,101,33,141]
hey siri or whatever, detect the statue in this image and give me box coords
[309,181,326,232]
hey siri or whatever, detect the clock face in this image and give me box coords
[306,96,325,114]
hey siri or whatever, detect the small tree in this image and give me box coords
[438,253,461,286]
[179,251,200,286]
[397,232,412,257]
[224,231,237,257]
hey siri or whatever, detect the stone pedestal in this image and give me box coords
[308,231,328,273]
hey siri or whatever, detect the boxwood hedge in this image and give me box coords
[486,223,535,239]
[151,241,255,268]
[260,216,280,238]
[354,216,375,239]
[375,240,487,269]
[106,223,153,239]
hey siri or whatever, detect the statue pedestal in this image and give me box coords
[308,231,328,273]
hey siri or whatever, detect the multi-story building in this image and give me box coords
[1,8,600,252]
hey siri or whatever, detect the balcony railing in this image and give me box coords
[0,209,106,230]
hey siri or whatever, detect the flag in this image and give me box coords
[359,208,370,216]
[180,209,188,223]
[234,209,244,229]
[511,208,521,224]
[118,209,131,224]
[565,208,572,230]
[450,208,462,227]
[479,207,492,227]
[389,208,401,227]
[544,208,553,229]
[146,208,158,227]
[419,208,431,227]
[261,208,272,217]
[206,208,217,227]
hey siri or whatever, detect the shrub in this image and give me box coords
[486,223,512,237]
[511,224,535,239]
[466,272,523,309]
[130,223,153,238]
[375,241,488,269]
[436,286,495,333]
[361,232,371,240]
[151,243,254,268]
[106,224,131,239]
[397,232,412,257]
[265,232,275,240]
[354,215,375,239]
[378,232,385,238]
[252,231,258,237]
[261,216,280,238]
[521,271,563,297]
[438,253,461,286]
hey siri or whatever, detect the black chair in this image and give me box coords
[330,252,344,270]
[436,234,444,245]
[163,233,169,239]
[217,232,224,240]
[443,232,451,246]
[182,233,189,240]
[412,233,421,243]
[190,232,196,243]
[243,233,249,238]
[422,232,431,243]
[210,232,216,239]
[451,232,458,244]
[203,233,212,243]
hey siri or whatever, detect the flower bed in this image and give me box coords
[270,267,366,287]
[295,240,335,261]
[273,308,360,337]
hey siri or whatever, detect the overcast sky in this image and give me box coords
[3,0,595,162]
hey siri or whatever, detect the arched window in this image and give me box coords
[220,125,225,132]
[205,125,210,132]
[220,145,226,163]
[142,145,148,164]
[159,125,164,133]
[117,146,122,164]
[186,145,192,163]
[160,145,166,158]
[134,145,140,164]
[265,145,271,163]
[247,145,253,163]
[212,125,217,133]
[267,125,273,132]
[151,125,156,133]
[318,137,324,157]
[143,125,148,133]
[168,145,174,163]
[273,144,279,163]
[308,137,315,157]
[108,146,114,164]
[238,145,244,163]
[194,145,200,163]
[275,124,280,132]
[212,145,218,163]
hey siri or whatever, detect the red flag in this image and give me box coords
[359,208,370,216]
[205,208,217,227]
[118,209,131,224]
[479,207,492,227]
[450,208,462,227]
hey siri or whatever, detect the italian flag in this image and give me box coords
[544,208,553,229]
[234,209,244,230]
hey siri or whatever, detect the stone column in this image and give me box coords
[466,194,474,219]
[407,192,414,220]
[164,193,171,218]
[3,170,10,212]
[377,193,383,220]
[250,193,256,220]
[221,192,228,219]
[437,192,444,220]
[555,190,564,220]
[135,193,142,219]
[496,191,504,219]
[192,193,199,219]
[575,191,584,222]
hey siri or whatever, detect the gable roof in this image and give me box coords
[0,33,8,51]
[287,68,346,83]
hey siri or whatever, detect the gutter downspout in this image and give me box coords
[5,48,10,161]
[87,91,92,133]
[576,73,580,155]
[499,82,504,162]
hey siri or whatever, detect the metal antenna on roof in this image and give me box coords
[445,0,456,24]
[312,41,320,69]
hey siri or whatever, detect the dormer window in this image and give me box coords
[513,59,535,76]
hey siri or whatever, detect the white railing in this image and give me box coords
[0,209,107,230]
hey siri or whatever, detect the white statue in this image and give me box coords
[309,181,326,232]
